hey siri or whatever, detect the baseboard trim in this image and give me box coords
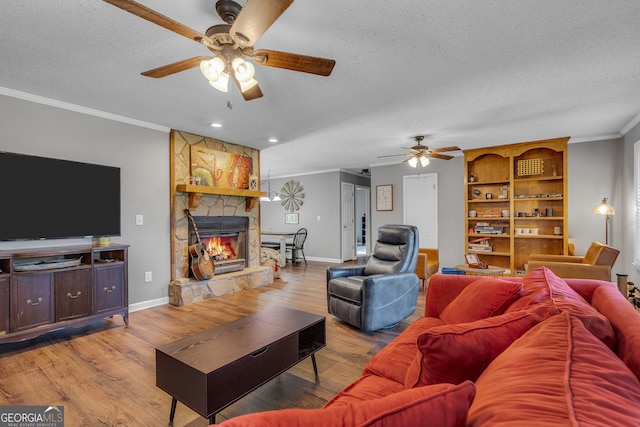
[305,256,342,263]
[130,296,169,313]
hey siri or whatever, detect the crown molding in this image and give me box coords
[0,87,170,133]
[621,112,640,135]
[569,133,622,143]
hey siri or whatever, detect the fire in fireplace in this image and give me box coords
[203,235,238,261]
[188,216,248,275]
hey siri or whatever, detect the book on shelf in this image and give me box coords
[469,237,491,244]
[474,225,504,234]
[468,245,493,252]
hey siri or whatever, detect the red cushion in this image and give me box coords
[324,375,404,408]
[362,316,444,384]
[467,312,640,426]
[216,381,476,427]
[439,277,523,324]
[505,267,616,348]
[404,307,551,388]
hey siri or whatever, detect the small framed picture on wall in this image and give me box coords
[376,185,393,211]
[285,213,299,224]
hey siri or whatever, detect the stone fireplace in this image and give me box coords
[168,130,272,306]
[188,216,248,275]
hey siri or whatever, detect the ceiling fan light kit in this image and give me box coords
[379,135,460,168]
[103,0,336,101]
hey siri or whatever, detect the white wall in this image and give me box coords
[260,171,343,262]
[567,139,623,254]
[371,158,465,269]
[0,94,171,306]
[623,123,640,286]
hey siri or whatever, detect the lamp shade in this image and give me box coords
[201,57,229,92]
[408,156,418,168]
[200,57,225,80]
[232,58,255,82]
[592,197,615,216]
[419,156,430,167]
[238,77,258,93]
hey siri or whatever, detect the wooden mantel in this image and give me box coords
[175,184,267,211]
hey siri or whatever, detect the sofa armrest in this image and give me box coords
[526,261,612,281]
[529,254,585,263]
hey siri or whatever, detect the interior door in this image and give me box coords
[341,182,356,261]
[403,173,438,248]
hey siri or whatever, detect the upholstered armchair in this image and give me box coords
[326,224,420,331]
[526,241,619,281]
[415,248,439,291]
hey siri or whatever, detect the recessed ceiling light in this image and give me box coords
[210,123,223,128]
[268,138,278,143]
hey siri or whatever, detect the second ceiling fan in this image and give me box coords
[103,0,336,100]
[378,136,461,167]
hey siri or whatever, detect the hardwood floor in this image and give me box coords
[0,261,426,426]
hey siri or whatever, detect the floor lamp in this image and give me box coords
[592,197,615,245]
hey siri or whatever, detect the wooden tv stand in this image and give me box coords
[0,244,129,344]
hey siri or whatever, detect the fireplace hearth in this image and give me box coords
[188,216,248,276]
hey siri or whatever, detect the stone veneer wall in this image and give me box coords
[170,130,271,305]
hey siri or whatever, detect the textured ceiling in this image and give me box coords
[1,1,639,177]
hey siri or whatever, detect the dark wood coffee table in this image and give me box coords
[156,306,326,425]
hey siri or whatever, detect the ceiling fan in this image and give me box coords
[378,136,461,167]
[102,0,336,101]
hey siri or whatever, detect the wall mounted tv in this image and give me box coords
[0,151,121,241]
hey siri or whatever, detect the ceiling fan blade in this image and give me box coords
[229,0,293,46]
[377,154,409,158]
[103,0,210,44]
[253,49,336,76]
[428,153,454,160]
[232,74,264,101]
[431,146,461,153]
[141,56,211,78]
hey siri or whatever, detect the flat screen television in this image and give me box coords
[0,151,121,241]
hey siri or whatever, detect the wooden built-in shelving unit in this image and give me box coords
[464,137,569,275]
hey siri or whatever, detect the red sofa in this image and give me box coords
[216,267,640,426]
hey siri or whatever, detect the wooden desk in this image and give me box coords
[156,306,326,425]
[455,264,506,276]
[261,231,295,259]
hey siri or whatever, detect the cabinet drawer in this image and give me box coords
[55,269,92,321]
[14,274,54,331]
[206,334,298,414]
[95,264,125,313]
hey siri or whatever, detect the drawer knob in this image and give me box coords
[104,285,117,293]
[67,291,82,299]
[26,297,43,306]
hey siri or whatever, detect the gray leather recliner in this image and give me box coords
[326,224,420,331]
